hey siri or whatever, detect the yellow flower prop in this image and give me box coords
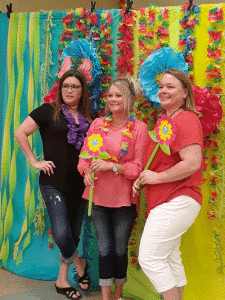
[80,130,111,216]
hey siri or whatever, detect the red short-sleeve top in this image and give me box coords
[144,110,204,212]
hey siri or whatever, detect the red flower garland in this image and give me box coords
[116,7,136,76]
[155,8,169,49]
[138,7,156,67]
[178,3,200,83]
[98,11,113,112]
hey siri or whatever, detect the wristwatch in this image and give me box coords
[112,164,118,175]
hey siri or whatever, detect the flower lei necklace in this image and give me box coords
[61,104,89,150]
[102,112,135,161]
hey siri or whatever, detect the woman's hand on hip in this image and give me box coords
[32,160,55,176]
[91,159,113,173]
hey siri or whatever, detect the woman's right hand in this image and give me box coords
[132,178,141,196]
[32,160,55,176]
[84,168,98,187]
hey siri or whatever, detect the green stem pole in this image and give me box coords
[88,157,95,216]
[137,143,160,187]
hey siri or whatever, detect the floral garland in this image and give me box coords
[155,7,170,49]
[138,7,157,67]
[178,2,201,83]
[102,113,135,161]
[116,7,136,76]
[204,4,224,276]
[98,11,113,112]
[59,9,100,66]
[206,6,223,94]
[59,10,74,58]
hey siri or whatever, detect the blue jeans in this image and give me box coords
[91,203,137,286]
[40,184,87,264]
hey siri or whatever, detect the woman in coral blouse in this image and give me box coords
[78,77,148,300]
[133,69,203,300]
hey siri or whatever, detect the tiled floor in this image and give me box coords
[0,267,102,299]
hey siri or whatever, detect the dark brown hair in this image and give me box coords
[161,69,201,117]
[52,69,94,123]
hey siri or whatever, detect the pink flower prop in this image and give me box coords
[193,85,222,137]
[58,56,72,78]
[155,115,177,145]
[78,59,93,82]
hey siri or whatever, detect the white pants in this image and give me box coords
[138,195,201,293]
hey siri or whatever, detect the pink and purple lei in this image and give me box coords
[62,104,89,150]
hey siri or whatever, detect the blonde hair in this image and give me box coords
[160,69,201,117]
[106,76,142,115]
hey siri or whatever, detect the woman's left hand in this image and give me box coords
[139,170,160,185]
[91,159,112,173]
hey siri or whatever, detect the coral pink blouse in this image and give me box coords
[78,118,148,210]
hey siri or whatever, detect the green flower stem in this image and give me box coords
[88,157,95,216]
[137,143,160,187]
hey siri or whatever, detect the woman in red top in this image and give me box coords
[133,69,203,300]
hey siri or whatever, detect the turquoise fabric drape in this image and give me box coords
[0,13,9,172]
[0,11,99,287]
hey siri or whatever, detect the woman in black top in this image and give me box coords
[15,69,93,299]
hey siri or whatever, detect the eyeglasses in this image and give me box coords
[61,84,82,92]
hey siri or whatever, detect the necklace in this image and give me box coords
[102,112,135,161]
[61,104,89,150]
[169,107,182,118]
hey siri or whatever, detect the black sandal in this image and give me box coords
[78,263,90,291]
[55,284,81,299]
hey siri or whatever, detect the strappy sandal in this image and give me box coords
[55,284,81,299]
[78,262,90,291]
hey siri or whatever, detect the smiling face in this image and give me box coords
[61,76,82,109]
[107,84,126,116]
[158,73,188,112]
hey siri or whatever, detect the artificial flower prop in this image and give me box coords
[138,47,188,107]
[44,39,103,111]
[137,115,176,186]
[80,130,111,216]
[192,85,222,137]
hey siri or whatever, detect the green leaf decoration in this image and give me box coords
[25,177,31,213]
[207,65,213,70]
[97,152,111,160]
[28,190,35,226]
[148,130,158,143]
[23,230,31,251]
[14,216,27,260]
[1,238,9,267]
[16,251,23,265]
[159,143,171,155]
[2,190,7,219]
[9,150,17,199]
[0,219,3,246]
[4,199,13,236]
[79,151,92,159]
